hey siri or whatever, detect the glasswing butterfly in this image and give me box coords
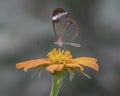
[52,8,80,47]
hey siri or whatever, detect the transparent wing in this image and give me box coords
[53,16,70,40]
[52,8,79,47]
[53,21,61,40]
[62,20,79,42]
[52,8,70,41]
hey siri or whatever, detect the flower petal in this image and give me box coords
[73,57,99,71]
[66,63,83,70]
[16,58,50,72]
[46,64,64,73]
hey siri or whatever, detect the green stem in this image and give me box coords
[50,74,64,96]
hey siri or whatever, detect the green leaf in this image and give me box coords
[31,67,42,78]
[81,71,92,79]
[67,68,75,81]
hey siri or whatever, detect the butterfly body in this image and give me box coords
[54,39,63,47]
[54,39,80,47]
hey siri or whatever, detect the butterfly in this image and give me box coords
[52,8,80,47]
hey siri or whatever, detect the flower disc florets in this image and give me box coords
[47,48,72,64]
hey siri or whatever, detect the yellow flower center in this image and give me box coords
[47,48,72,64]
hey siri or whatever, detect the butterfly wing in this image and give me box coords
[62,20,79,42]
[52,8,70,41]
[52,8,80,47]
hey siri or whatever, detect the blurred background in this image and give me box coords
[0,0,120,96]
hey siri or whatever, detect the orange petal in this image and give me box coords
[66,63,83,70]
[73,57,99,71]
[16,58,50,72]
[46,64,64,73]
[74,57,97,62]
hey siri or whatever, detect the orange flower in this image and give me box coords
[16,48,99,74]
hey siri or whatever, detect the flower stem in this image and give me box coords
[50,74,64,96]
